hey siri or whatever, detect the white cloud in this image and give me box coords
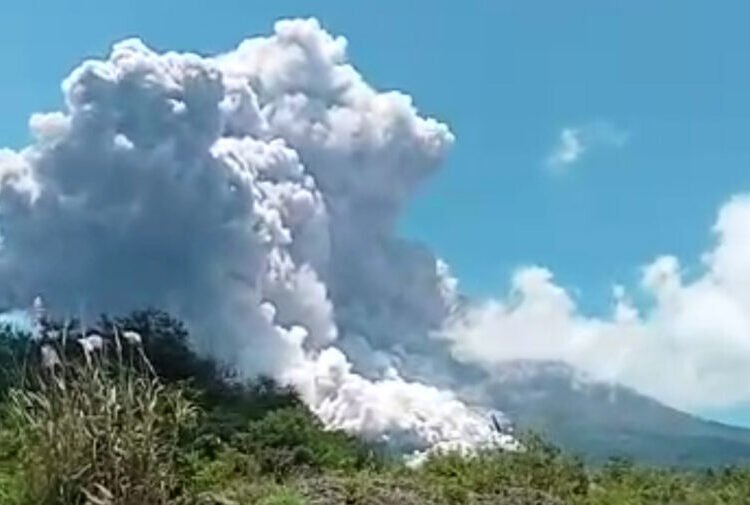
[547,128,585,168]
[441,195,750,412]
[546,121,628,172]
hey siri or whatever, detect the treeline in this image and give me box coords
[1,309,750,504]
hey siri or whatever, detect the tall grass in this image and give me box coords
[5,337,197,505]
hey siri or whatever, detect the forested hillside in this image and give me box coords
[2,309,750,505]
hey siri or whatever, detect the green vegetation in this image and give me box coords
[1,309,750,504]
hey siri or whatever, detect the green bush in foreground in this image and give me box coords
[416,433,588,503]
[257,487,308,505]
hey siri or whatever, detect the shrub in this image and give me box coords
[417,432,588,503]
[258,486,308,505]
[0,324,31,401]
[235,407,381,477]
[5,341,197,505]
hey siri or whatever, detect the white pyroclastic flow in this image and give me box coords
[0,19,510,454]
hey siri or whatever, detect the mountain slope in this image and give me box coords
[481,361,750,468]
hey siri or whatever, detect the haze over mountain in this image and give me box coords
[482,361,750,468]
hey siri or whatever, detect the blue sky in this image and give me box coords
[2,1,750,422]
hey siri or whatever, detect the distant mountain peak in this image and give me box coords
[480,360,750,468]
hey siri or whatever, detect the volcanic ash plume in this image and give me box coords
[0,19,510,454]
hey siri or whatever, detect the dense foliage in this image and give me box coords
[1,309,750,504]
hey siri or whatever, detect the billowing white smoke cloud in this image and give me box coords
[0,19,510,454]
[442,195,750,412]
